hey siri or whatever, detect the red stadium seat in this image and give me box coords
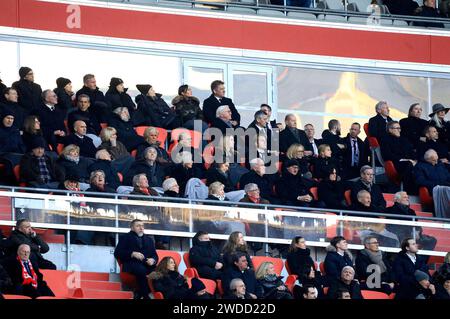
[116,258,137,290]
[309,187,318,201]
[216,279,224,297]
[130,149,137,158]
[382,193,395,202]
[285,274,298,294]
[384,160,402,186]
[3,294,32,299]
[72,289,133,299]
[183,252,191,268]
[40,269,80,298]
[13,165,26,187]
[361,290,390,299]
[284,259,293,275]
[363,123,370,136]
[319,262,325,275]
[171,128,202,149]
[419,187,434,210]
[153,291,164,299]
[251,256,283,276]
[100,123,108,129]
[156,250,181,266]
[323,287,329,295]
[202,144,215,170]
[199,278,217,295]
[56,143,64,155]
[184,268,199,279]
[344,189,352,206]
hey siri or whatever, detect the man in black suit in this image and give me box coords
[321,119,345,161]
[68,94,102,136]
[260,104,281,130]
[75,74,109,122]
[279,114,309,153]
[350,165,386,211]
[417,125,449,163]
[303,123,321,158]
[368,101,393,140]
[211,105,236,135]
[248,110,272,149]
[342,123,369,180]
[203,80,240,126]
[114,219,159,299]
[64,120,97,158]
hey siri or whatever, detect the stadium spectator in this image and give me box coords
[433,252,450,284]
[56,144,91,188]
[5,219,56,270]
[414,0,445,28]
[19,137,63,189]
[206,162,235,193]
[428,103,450,145]
[12,67,42,112]
[368,101,392,140]
[170,152,203,195]
[0,111,26,182]
[105,77,136,118]
[108,107,144,152]
[2,244,54,298]
[350,190,379,213]
[276,159,318,207]
[212,135,248,186]
[248,110,273,149]
[222,252,259,299]
[260,104,281,130]
[58,171,83,193]
[0,76,6,99]
[283,143,311,179]
[162,177,180,198]
[211,105,236,134]
[240,158,278,203]
[435,274,450,299]
[393,237,430,299]
[383,0,419,18]
[22,115,48,152]
[172,84,206,130]
[222,231,254,270]
[98,126,134,174]
[312,144,341,180]
[67,94,102,143]
[328,266,362,299]
[279,114,308,153]
[114,219,158,299]
[354,235,394,295]
[321,119,345,161]
[64,120,97,158]
[189,231,224,280]
[88,149,121,190]
[86,170,116,194]
[304,124,321,157]
[226,278,253,299]
[136,127,171,163]
[298,285,318,300]
[0,263,12,295]
[134,84,180,129]
[337,288,351,299]
[130,173,159,197]
[246,134,278,169]
[342,122,368,180]
[0,87,25,129]
[239,183,269,205]
[380,120,417,192]
[286,236,317,279]
[206,181,228,203]
[413,270,437,299]
[53,77,74,117]
[255,261,293,299]
[318,167,348,210]
[149,256,190,299]
[417,125,449,162]
[75,74,108,122]
[203,80,240,126]
[125,146,165,187]
[350,165,386,211]
[295,266,326,299]
[400,103,429,149]
[324,236,353,283]
[31,89,66,151]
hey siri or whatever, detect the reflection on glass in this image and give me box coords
[0,41,19,86]
[232,70,267,107]
[431,77,450,108]
[187,66,224,102]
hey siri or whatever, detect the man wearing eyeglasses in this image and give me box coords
[380,120,417,193]
[350,165,386,212]
[355,235,395,295]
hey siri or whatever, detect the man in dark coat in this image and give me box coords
[221,252,259,299]
[64,120,97,159]
[417,125,449,162]
[248,110,273,150]
[19,137,64,189]
[75,74,108,123]
[239,158,278,204]
[31,89,66,151]
[304,124,322,158]
[11,67,42,112]
[108,107,144,152]
[323,236,353,283]
[67,94,101,136]
[342,123,369,180]
[321,119,345,161]
[206,163,235,193]
[5,219,56,270]
[413,149,450,194]
[350,165,386,211]
[0,110,26,154]
[368,101,393,140]
[2,244,54,299]
[114,219,158,299]
[211,105,237,135]
[413,0,445,28]
[393,237,430,299]
[104,77,136,119]
[279,114,309,153]
[355,235,395,294]
[87,149,121,190]
[203,80,240,126]
[399,103,429,149]
[53,77,74,118]
[124,146,165,187]
[56,151,92,184]
[189,231,223,280]
[0,87,26,129]
[327,266,363,299]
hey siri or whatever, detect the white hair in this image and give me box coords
[162,178,177,192]
[424,149,438,161]
[216,105,230,118]
[230,278,245,291]
[394,191,406,202]
[249,158,264,169]
[244,183,259,193]
[357,190,370,200]
[375,101,387,113]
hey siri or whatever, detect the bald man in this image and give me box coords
[64,120,98,158]
[279,114,309,153]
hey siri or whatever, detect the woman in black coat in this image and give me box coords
[286,236,317,279]
[222,231,254,270]
[255,262,293,299]
[148,256,190,299]
[56,144,92,184]
[318,168,348,210]
[22,115,50,152]
[189,231,223,280]
[108,108,144,152]
[172,85,205,129]
[104,78,136,118]
[399,103,429,149]
[205,162,235,192]
[313,144,340,180]
[54,77,74,118]
[169,161,203,196]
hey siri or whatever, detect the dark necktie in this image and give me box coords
[352,139,359,167]
[23,261,32,275]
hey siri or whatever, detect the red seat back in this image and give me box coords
[361,290,390,299]
[344,189,352,206]
[156,250,181,267]
[251,256,283,276]
[384,160,401,186]
[183,252,191,268]
[419,187,434,208]
[309,187,318,201]
[3,294,32,299]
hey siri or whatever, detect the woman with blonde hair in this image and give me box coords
[98,126,134,174]
[284,143,311,178]
[56,144,91,188]
[135,126,170,164]
[313,144,340,180]
[255,261,293,299]
[222,231,253,269]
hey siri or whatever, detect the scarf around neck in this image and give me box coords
[18,256,38,288]
[364,249,387,273]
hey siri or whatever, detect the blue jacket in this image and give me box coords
[323,245,353,282]
[0,125,25,154]
[413,160,450,193]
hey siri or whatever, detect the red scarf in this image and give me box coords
[247,194,261,204]
[18,256,38,288]
[139,187,150,195]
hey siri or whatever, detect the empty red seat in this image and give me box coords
[309,186,318,201]
[361,290,390,299]
[419,187,434,209]
[72,289,133,299]
[80,280,122,291]
[156,250,181,266]
[384,160,401,186]
[183,252,191,268]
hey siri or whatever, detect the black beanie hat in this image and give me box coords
[136,84,152,95]
[2,109,15,119]
[19,67,32,79]
[56,77,71,89]
[65,170,80,182]
[285,159,300,168]
[109,77,124,88]
[30,137,47,150]
[190,278,206,294]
